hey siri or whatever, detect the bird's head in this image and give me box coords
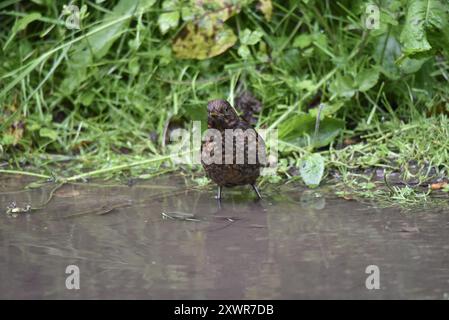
[207,99,240,130]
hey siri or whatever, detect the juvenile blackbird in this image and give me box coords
[201,99,266,200]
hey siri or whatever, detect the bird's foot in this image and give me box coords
[215,186,222,200]
[251,184,262,200]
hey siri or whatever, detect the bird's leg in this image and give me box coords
[251,184,262,200]
[216,198,222,210]
[216,186,222,200]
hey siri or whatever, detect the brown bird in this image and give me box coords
[201,99,266,200]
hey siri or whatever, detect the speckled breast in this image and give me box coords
[201,128,266,187]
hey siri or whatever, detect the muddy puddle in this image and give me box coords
[0,174,448,299]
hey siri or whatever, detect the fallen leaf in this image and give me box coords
[173,23,237,59]
[172,0,243,59]
[193,0,242,29]
[431,182,448,190]
[257,0,272,21]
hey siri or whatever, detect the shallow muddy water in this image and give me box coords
[0,175,448,299]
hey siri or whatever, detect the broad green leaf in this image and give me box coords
[356,69,379,92]
[293,34,312,49]
[400,0,449,57]
[330,75,356,98]
[330,69,379,97]
[181,6,195,21]
[39,128,58,140]
[374,34,401,79]
[297,79,315,92]
[238,45,251,59]
[60,48,91,95]
[279,114,345,148]
[184,104,207,132]
[239,29,263,45]
[399,56,432,74]
[158,12,180,34]
[158,0,180,34]
[399,56,430,74]
[374,34,431,78]
[299,153,325,188]
[86,0,148,58]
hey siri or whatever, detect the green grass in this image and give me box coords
[1,0,449,204]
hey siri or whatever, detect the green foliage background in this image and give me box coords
[1,0,448,183]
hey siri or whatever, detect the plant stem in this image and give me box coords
[65,154,174,182]
[0,170,51,179]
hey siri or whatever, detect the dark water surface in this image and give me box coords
[0,175,448,299]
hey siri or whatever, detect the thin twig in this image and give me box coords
[0,169,51,179]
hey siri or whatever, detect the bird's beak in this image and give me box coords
[209,112,219,117]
